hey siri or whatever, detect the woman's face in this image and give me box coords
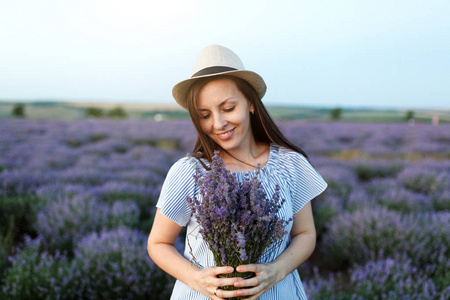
[197,77,254,152]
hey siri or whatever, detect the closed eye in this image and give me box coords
[224,106,235,112]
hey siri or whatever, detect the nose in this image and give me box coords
[212,113,228,130]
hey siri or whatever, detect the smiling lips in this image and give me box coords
[216,127,236,141]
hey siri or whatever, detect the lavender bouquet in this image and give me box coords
[186,151,291,295]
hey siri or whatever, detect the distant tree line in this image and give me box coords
[10,103,129,119]
[328,107,418,123]
[85,106,128,119]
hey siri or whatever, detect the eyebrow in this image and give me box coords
[197,98,235,111]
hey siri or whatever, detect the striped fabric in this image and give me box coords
[156,144,327,299]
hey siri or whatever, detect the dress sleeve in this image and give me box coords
[283,150,327,214]
[156,157,197,227]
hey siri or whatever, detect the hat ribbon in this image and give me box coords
[192,66,237,78]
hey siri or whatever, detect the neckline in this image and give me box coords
[230,143,275,175]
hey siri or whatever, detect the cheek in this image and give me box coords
[199,119,211,134]
[238,111,251,127]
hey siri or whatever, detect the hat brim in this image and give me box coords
[172,70,267,110]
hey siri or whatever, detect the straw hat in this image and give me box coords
[172,45,267,110]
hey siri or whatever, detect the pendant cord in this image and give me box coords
[220,148,266,169]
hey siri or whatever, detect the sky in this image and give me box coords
[0,0,449,109]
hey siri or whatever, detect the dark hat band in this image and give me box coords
[191,66,238,78]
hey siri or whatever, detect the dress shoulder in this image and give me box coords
[277,146,327,213]
[156,156,199,226]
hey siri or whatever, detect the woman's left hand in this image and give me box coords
[232,263,283,299]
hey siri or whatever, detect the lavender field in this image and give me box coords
[1,118,449,299]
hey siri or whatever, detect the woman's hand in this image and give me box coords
[231,263,283,300]
[189,266,242,300]
[230,203,317,299]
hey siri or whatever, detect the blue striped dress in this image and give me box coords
[156,144,327,299]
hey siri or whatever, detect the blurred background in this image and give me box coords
[1,0,449,119]
[1,1,449,299]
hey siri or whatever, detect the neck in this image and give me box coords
[219,141,270,171]
[223,150,259,169]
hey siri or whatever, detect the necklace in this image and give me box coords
[226,151,259,169]
[222,146,269,169]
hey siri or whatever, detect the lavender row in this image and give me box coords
[304,255,450,299]
[1,120,449,168]
[279,121,450,156]
[2,227,181,299]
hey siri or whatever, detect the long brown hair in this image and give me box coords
[186,75,309,165]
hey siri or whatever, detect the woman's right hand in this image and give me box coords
[148,211,243,299]
[190,266,243,299]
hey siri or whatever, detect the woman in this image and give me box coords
[147,45,327,299]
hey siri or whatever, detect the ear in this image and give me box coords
[249,104,255,114]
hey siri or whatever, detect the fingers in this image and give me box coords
[214,276,243,288]
[211,266,234,276]
[234,275,259,288]
[214,285,254,300]
[234,285,264,300]
[205,266,242,299]
[211,287,221,299]
[236,263,260,273]
[232,263,273,299]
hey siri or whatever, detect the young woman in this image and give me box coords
[147,45,327,299]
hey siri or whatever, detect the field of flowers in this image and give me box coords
[0,118,449,299]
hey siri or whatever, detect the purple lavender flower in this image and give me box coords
[186,151,290,273]
[73,227,172,299]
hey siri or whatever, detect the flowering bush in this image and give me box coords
[1,237,78,299]
[321,208,450,268]
[363,179,433,213]
[304,256,450,299]
[316,164,358,198]
[0,169,52,197]
[35,194,139,253]
[398,166,449,195]
[350,256,443,299]
[72,227,172,300]
[186,151,290,287]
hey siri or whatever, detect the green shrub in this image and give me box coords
[0,218,15,281]
[330,107,342,121]
[354,161,403,181]
[312,195,342,238]
[85,107,104,118]
[0,195,42,240]
[106,106,128,118]
[432,190,450,211]
[12,103,26,118]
